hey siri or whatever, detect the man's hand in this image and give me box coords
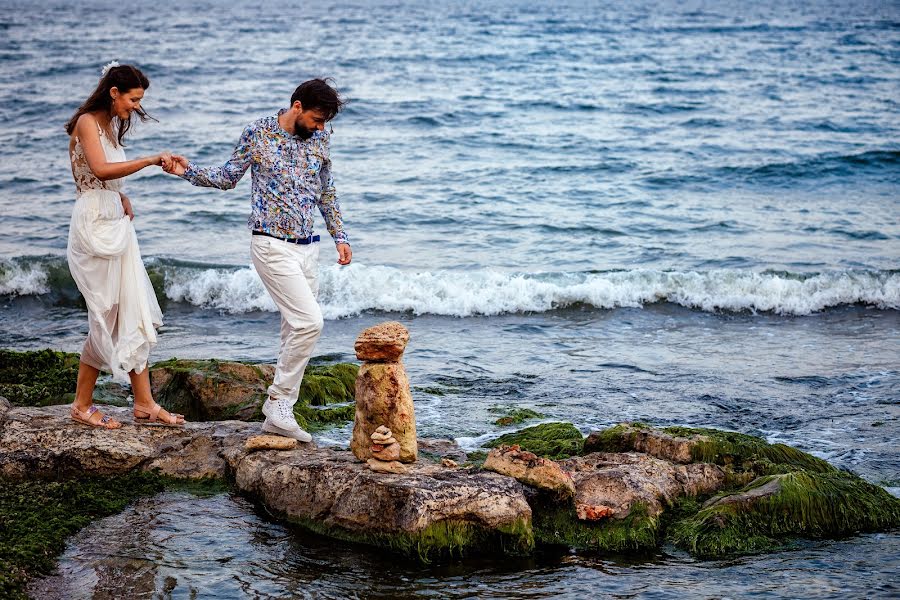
[337,243,352,265]
[120,192,134,220]
[163,155,189,176]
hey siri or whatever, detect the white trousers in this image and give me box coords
[250,235,324,405]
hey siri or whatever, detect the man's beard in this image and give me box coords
[295,122,315,140]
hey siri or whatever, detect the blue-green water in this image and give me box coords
[1,0,898,597]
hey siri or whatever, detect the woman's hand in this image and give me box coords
[156,152,174,169]
[120,192,135,220]
[162,155,189,176]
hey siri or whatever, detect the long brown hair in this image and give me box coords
[65,64,154,146]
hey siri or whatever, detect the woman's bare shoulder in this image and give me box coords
[74,112,100,133]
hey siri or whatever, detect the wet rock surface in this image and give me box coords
[558,451,726,518]
[483,445,575,497]
[2,407,897,563]
[353,321,410,362]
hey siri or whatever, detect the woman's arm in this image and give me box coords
[75,113,166,181]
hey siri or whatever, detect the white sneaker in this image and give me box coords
[262,398,311,440]
[262,418,313,443]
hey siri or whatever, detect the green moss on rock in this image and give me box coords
[660,425,836,476]
[150,358,358,424]
[286,514,534,563]
[581,423,638,454]
[298,363,358,406]
[295,403,356,432]
[485,422,584,460]
[532,501,660,554]
[0,472,165,599]
[0,349,81,407]
[145,267,168,310]
[490,407,544,427]
[669,470,900,557]
[589,423,835,478]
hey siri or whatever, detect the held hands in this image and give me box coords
[337,243,352,265]
[161,154,189,176]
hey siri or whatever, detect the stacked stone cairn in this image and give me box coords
[350,321,417,474]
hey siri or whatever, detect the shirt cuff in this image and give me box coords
[333,233,349,246]
[179,162,198,182]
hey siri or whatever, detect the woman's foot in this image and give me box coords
[71,404,122,429]
[133,402,185,427]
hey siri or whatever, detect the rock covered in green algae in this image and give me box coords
[585,423,900,557]
[485,422,584,460]
[0,349,80,406]
[587,423,835,479]
[149,358,358,428]
[670,470,900,556]
[0,472,165,600]
[490,407,544,427]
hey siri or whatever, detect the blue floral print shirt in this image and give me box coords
[180,110,348,246]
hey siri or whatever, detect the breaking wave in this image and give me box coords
[2,256,898,318]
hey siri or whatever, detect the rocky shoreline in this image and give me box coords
[1,348,899,594]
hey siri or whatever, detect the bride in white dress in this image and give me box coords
[65,62,184,428]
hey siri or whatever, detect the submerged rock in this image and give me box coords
[418,438,468,464]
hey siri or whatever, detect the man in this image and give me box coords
[165,78,351,442]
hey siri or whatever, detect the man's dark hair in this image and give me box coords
[291,78,345,121]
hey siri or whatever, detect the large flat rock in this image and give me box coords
[226,444,532,556]
[0,404,532,559]
[0,404,257,479]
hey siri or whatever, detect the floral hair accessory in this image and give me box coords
[101,60,120,77]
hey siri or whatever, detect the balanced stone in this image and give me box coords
[354,321,410,362]
[366,458,409,474]
[351,324,417,463]
[371,442,401,462]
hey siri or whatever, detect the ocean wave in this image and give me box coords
[714,150,900,184]
[2,257,898,318]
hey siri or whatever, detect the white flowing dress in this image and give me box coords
[67,125,162,383]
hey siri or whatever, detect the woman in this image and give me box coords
[65,62,184,428]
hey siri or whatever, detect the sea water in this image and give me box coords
[1,0,898,597]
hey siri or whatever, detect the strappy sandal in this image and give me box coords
[71,404,122,429]
[133,403,185,427]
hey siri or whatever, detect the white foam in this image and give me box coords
[164,264,900,317]
[0,261,49,296]
[7,258,898,318]
[163,265,276,313]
